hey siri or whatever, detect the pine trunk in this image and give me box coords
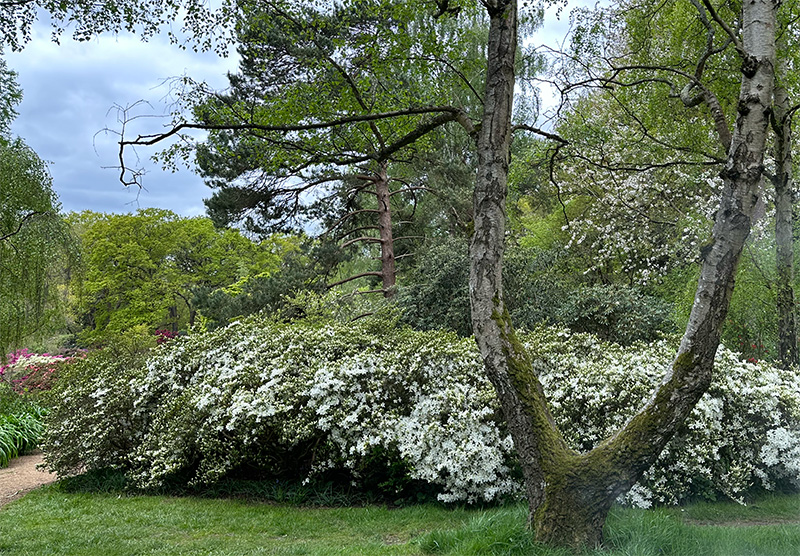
[376,164,396,297]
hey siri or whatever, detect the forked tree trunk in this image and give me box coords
[772,49,798,369]
[469,0,777,548]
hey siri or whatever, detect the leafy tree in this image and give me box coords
[468,0,783,547]
[0,58,20,134]
[527,0,800,367]
[81,0,787,547]
[70,209,298,344]
[143,1,488,298]
[0,62,74,358]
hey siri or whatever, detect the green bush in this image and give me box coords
[553,284,675,344]
[0,383,46,467]
[398,239,675,344]
[41,316,800,506]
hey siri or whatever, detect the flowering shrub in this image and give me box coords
[41,316,800,506]
[154,329,179,345]
[527,327,800,506]
[1,349,85,394]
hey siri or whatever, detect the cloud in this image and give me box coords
[5,27,237,216]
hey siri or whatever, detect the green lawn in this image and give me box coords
[0,487,473,555]
[1,486,799,555]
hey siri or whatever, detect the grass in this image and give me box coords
[1,483,798,555]
[0,486,473,555]
[421,494,800,555]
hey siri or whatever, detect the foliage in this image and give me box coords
[398,237,675,343]
[42,314,800,506]
[0,57,22,135]
[0,136,76,358]
[0,382,45,467]
[397,238,472,336]
[553,284,674,344]
[163,1,486,235]
[69,209,300,344]
[190,238,328,329]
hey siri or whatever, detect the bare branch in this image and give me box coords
[336,225,380,240]
[389,186,438,197]
[321,209,381,237]
[512,124,569,144]
[340,236,383,249]
[121,107,462,148]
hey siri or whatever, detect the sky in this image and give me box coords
[4,4,576,218]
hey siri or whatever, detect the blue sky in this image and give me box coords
[5,4,574,218]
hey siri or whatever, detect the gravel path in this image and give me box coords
[0,452,57,509]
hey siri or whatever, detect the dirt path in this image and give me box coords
[0,452,57,509]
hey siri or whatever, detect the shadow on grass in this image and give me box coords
[53,467,444,508]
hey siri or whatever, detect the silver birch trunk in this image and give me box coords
[772,45,797,368]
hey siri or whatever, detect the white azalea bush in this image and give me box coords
[41,314,800,506]
[527,327,800,506]
[44,314,519,503]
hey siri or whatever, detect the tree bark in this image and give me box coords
[468,0,551,523]
[469,0,777,548]
[376,163,397,297]
[772,46,797,369]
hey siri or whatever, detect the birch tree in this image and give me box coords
[70,0,784,547]
[469,0,781,546]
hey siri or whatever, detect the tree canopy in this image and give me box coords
[0,121,74,357]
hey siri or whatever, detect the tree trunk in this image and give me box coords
[469,0,777,548]
[772,48,797,369]
[376,163,397,297]
[468,0,550,523]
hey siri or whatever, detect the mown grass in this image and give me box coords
[1,484,798,555]
[0,486,472,555]
[421,494,800,555]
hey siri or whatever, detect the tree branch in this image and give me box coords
[512,124,569,144]
[326,271,383,289]
[121,107,463,148]
[0,211,50,243]
[340,236,383,249]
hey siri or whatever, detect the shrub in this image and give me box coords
[1,349,86,394]
[553,284,675,345]
[42,316,800,506]
[398,239,675,344]
[527,327,800,506]
[0,382,46,467]
[39,331,155,475]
